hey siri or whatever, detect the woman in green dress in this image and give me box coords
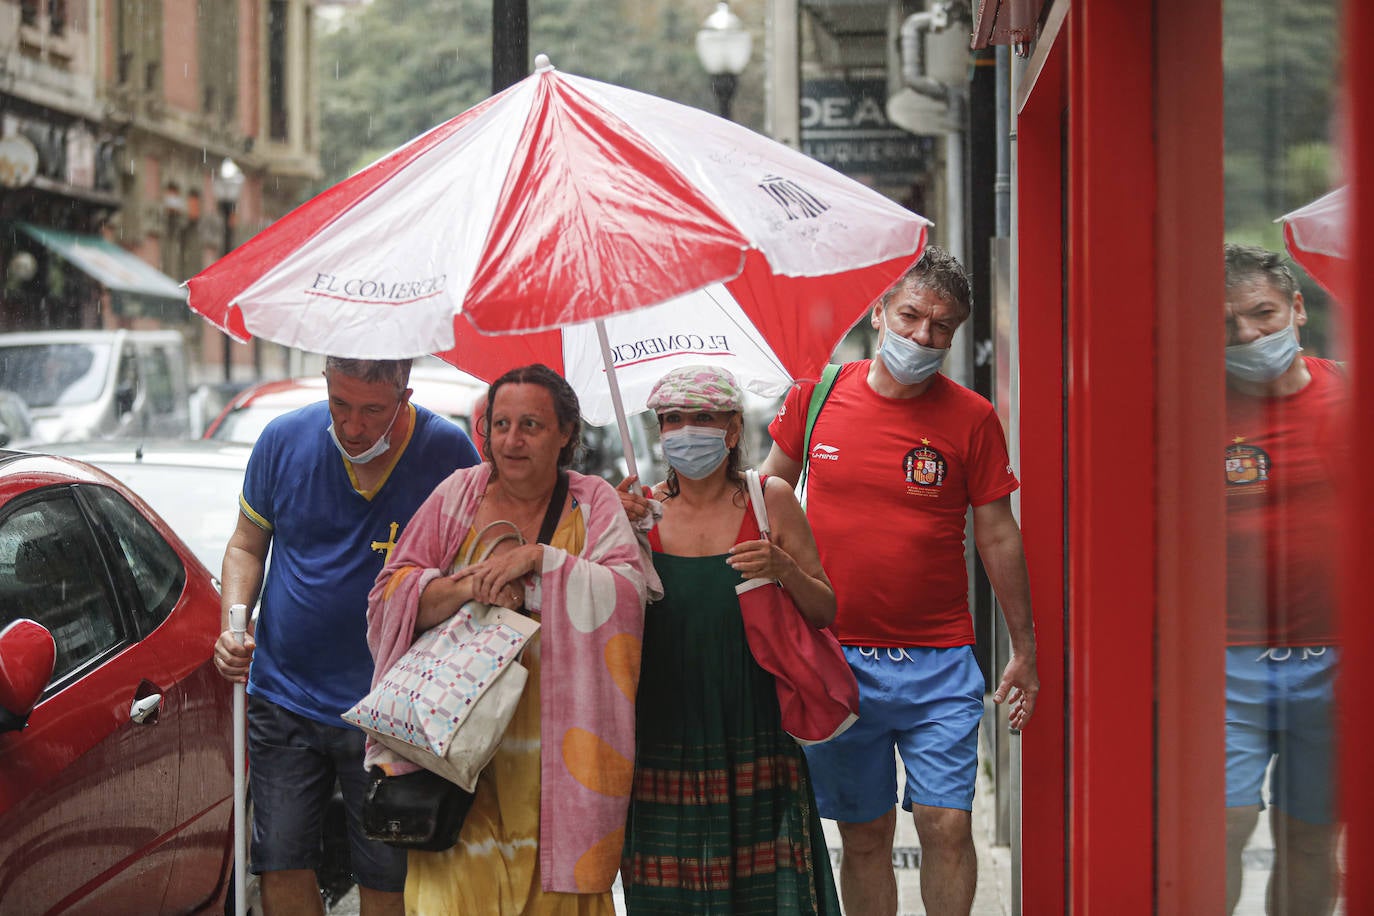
[618,364,841,914]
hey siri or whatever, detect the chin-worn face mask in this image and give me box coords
[1225,315,1301,383]
[878,309,949,385]
[661,424,729,480]
[328,400,403,465]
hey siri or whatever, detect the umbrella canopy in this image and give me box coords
[438,278,875,426]
[1279,186,1349,304]
[188,58,928,465]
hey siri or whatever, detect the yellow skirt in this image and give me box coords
[404,632,614,916]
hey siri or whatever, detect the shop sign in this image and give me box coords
[0,135,40,189]
[801,79,933,178]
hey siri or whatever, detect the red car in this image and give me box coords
[0,452,237,914]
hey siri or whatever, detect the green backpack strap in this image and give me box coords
[799,363,842,502]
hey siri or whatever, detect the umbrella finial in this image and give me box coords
[534,53,554,73]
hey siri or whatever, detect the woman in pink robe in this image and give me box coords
[366,365,656,914]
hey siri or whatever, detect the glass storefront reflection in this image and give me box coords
[1223,1,1347,911]
[1222,245,1346,913]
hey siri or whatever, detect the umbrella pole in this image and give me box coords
[594,319,641,483]
[229,603,249,916]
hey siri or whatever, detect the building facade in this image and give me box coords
[1,0,321,383]
[786,1,1371,912]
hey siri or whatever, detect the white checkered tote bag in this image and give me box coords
[344,522,539,791]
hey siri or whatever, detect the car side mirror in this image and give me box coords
[0,619,56,732]
[0,422,10,448]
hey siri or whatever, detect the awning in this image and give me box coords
[17,222,188,316]
[971,0,1048,50]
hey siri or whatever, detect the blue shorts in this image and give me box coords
[803,645,984,822]
[247,695,407,892]
[1225,646,1337,825]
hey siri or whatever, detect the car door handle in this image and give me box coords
[130,694,162,724]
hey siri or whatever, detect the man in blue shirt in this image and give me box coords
[214,357,480,916]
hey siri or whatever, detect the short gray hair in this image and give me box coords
[880,243,972,320]
[323,357,412,393]
[1224,244,1299,299]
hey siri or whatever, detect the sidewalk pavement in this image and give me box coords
[814,738,1013,916]
[333,737,1015,916]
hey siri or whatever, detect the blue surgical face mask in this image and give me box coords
[1225,315,1301,383]
[328,401,403,465]
[660,424,729,480]
[878,309,949,385]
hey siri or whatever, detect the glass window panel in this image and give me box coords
[0,491,121,682]
[82,485,186,634]
[1222,1,1346,911]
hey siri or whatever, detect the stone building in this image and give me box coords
[1,0,321,383]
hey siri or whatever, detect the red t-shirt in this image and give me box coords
[769,362,1019,647]
[1225,356,1347,646]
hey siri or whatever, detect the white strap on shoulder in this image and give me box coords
[745,468,770,537]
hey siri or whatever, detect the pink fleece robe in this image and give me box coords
[365,463,657,893]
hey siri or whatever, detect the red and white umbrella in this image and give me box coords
[1279,186,1349,304]
[435,278,878,427]
[188,56,928,462]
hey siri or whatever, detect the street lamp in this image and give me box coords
[695,1,752,120]
[212,158,244,383]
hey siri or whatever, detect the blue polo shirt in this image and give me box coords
[241,401,479,725]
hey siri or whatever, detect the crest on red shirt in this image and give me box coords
[1225,439,1271,486]
[905,439,947,489]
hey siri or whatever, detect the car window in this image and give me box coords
[210,406,272,443]
[115,345,139,410]
[0,343,112,408]
[144,347,175,415]
[0,489,121,682]
[0,394,29,444]
[81,485,186,634]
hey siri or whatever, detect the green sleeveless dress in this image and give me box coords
[621,508,840,914]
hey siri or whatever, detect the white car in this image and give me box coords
[41,439,253,576]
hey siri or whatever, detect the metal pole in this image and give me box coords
[1007,47,1026,916]
[995,46,1012,238]
[711,73,738,120]
[594,319,640,484]
[492,0,529,93]
[222,203,233,383]
[765,0,800,146]
[229,603,248,916]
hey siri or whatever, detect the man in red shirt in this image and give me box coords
[1222,244,1345,915]
[762,245,1038,916]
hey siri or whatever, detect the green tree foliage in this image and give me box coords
[317,0,492,183]
[316,0,768,190]
[1223,0,1339,236]
[1223,0,1341,351]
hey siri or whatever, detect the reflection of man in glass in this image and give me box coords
[1222,244,1345,914]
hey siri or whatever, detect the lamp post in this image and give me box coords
[695,1,752,121]
[212,158,244,383]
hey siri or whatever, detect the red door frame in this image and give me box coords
[1065,2,1160,908]
[1018,1,1228,911]
[1019,1,1371,913]
[1015,18,1068,915]
[1340,3,1373,911]
[1153,0,1228,909]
